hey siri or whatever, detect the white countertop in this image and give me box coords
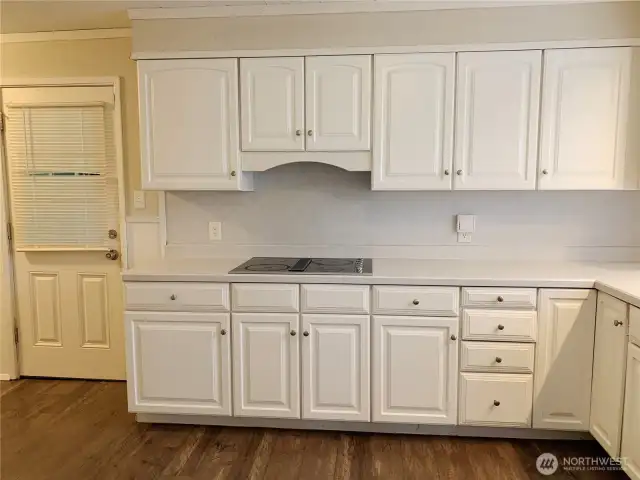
[123,258,640,308]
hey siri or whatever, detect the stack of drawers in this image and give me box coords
[458,287,537,427]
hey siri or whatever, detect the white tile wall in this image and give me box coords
[165,163,640,261]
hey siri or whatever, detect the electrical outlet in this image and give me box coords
[133,190,146,209]
[458,232,472,243]
[208,222,222,241]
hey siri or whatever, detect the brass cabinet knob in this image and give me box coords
[542,169,549,175]
[170,294,177,301]
[231,171,237,177]
[497,296,504,303]
[221,329,227,336]
[295,130,302,136]
[450,334,457,341]
[307,130,313,136]
[412,299,420,305]
[290,330,297,336]
[497,324,505,331]
[495,357,503,363]
[614,320,624,327]
[457,169,463,176]
[303,331,310,337]
[493,400,501,407]
[444,169,450,176]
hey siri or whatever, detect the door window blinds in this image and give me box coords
[5,103,118,251]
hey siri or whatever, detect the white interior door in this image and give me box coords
[539,47,632,190]
[2,85,125,380]
[454,50,541,190]
[240,57,305,151]
[305,55,371,151]
[301,314,370,421]
[372,53,455,190]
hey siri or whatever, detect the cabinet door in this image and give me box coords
[622,343,640,480]
[240,57,305,151]
[372,315,458,424]
[454,51,541,190]
[372,53,455,190]
[301,314,370,421]
[138,59,246,190]
[232,313,300,418]
[590,292,629,457]
[306,56,371,151]
[533,289,596,430]
[125,312,231,415]
[539,48,632,190]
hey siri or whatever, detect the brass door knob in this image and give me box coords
[105,249,119,261]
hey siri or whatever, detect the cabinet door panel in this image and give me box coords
[138,59,243,190]
[126,312,231,415]
[232,313,300,418]
[372,315,458,424]
[539,48,632,190]
[454,51,541,190]
[373,53,455,190]
[240,57,304,151]
[621,344,640,480]
[590,292,629,456]
[534,289,596,430]
[306,56,371,151]
[302,314,370,421]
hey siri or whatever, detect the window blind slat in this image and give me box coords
[5,104,119,251]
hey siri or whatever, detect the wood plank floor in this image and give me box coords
[0,379,626,480]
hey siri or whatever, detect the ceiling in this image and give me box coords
[0,0,636,34]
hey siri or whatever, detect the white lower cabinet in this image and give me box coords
[533,289,597,430]
[590,293,629,457]
[459,373,533,427]
[372,316,459,425]
[232,313,300,418]
[621,343,640,480]
[125,312,232,415]
[301,314,370,421]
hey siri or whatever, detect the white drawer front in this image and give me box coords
[232,284,299,312]
[461,341,535,374]
[372,286,459,317]
[125,282,229,312]
[301,285,370,314]
[459,372,533,427]
[631,305,640,344]
[462,309,537,342]
[462,288,537,308]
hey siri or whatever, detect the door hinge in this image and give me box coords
[6,222,12,242]
[14,326,19,344]
[0,114,4,133]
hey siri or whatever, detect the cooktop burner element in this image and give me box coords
[229,257,372,275]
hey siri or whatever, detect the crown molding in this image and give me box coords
[0,28,131,44]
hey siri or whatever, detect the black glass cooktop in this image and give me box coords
[229,257,373,275]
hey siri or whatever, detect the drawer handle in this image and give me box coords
[493,400,501,407]
[614,320,624,327]
[497,324,505,331]
[290,330,297,336]
[495,357,503,363]
[412,299,420,305]
[497,296,504,303]
[170,294,177,301]
[221,329,227,336]
[303,331,310,337]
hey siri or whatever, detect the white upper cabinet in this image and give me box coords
[533,289,596,431]
[240,57,305,151]
[590,292,629,457]
[305,56,371,151]
[373,53,455,190]
[138,59,250,190]
[454,51,541,190]
[539,48,635,190]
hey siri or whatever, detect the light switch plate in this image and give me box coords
[133,190,146,209]
[209,221,222,241]
[457,214,476,233]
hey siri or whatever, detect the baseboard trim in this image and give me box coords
[136,413,592,441]
[0,374,13,381]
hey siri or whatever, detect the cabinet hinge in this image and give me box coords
[0,114,4,133]
[14,326,19,344]
[6,222,12,242]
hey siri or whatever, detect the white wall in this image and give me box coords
[165,164,640,261]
